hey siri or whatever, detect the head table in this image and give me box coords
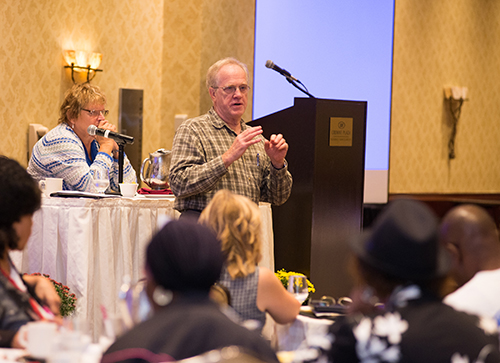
[10,195,275,340]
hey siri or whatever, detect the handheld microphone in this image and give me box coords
[87,125,134,145]
[265,60,298,82]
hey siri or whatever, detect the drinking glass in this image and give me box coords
[93,169,110,194]
[287,275,309,304]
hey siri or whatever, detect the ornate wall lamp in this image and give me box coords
[63,50,103,83]
[443,86,468,160]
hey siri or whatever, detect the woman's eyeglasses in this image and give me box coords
[82,109,109,117]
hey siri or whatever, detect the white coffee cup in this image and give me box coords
[18,321,58,359]
[39,178,63,197]
[119,183,138,197]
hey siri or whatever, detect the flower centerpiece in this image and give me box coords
[28,273,77,317]
[275,268,316,295]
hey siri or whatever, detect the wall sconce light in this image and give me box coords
[443,86,468,160]
[63,50,103,83]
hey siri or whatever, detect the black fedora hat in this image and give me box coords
[351,199,451,280]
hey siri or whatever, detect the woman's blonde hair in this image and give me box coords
[199,190,262,279]
[59,83,106,124]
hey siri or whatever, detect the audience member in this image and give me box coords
[28,83,136,192]
[440,204,500,324]
[323,199,500,363]
[102,219,278,363]
[199,190,300,332]
[169,57,292,220]
[0,156,61,348]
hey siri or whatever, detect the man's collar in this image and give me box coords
[208,107,246,131]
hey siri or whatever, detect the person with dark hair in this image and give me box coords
[102,219,279,363]
[322,199,500,363]
[27,83,136,192]
[0,156,61,347]
[440,204,500,324]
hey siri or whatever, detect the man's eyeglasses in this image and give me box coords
[212,85,251,95]
[82,109,109,118]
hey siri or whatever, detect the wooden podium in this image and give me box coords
[249,97,367,297]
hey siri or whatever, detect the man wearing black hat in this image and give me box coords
[323,200,500,363]
[101,219,278,363]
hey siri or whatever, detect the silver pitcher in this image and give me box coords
[140,148,172,190]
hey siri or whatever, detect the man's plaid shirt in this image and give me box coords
[169,108,293,212]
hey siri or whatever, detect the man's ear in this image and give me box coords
[445,242,462,269]
[209,87,217,102]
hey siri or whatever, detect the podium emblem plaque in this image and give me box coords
[329,117,353,147]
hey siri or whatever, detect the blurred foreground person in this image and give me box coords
[102,219,278,363]
[0,156,61,347]
[27,83,136,192]
[324,199,500,363]
[440,204,500,324]
[199,190,300,332]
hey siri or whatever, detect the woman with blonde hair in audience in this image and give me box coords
[199,189,300,332]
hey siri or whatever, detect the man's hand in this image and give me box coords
[264,134,288,169]
[23,275,61,316]
[222,126,263,168]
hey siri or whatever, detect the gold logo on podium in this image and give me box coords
[329,117,353,147]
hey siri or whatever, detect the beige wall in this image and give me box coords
[0,0,255,171]
[0,0,164,167]
[3,0,498,195]
[390,0,500,193]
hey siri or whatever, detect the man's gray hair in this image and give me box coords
[206,57,249,89]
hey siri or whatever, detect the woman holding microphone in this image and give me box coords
[28,83,136,192]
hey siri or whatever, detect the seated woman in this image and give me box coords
[199,189,300,332]
[102,219,278,363]
[27,83,136,192]
[0,156,61,347]
[324,199,500,363]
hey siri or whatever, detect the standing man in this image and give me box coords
[439,204,500,325]
[169,58,292,219]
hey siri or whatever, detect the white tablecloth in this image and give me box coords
[10,195,274,339]
[263,310,334,352]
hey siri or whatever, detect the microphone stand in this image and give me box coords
[286,76,315,98]
[118,142,125,184]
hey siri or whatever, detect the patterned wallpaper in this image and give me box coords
[390,0,500,193]
[0,0,255,173]
[0,0,164,168]
[161,0,255,150]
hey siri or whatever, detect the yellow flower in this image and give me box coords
[275,268,316,293]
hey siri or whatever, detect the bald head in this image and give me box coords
[439,204,500,286]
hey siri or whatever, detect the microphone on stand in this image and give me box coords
[265,60,315,98]
[265,60,298,82]
[87,125,134,145]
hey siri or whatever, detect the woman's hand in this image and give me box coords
[96,120,119,156]
[23,275,61,316]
